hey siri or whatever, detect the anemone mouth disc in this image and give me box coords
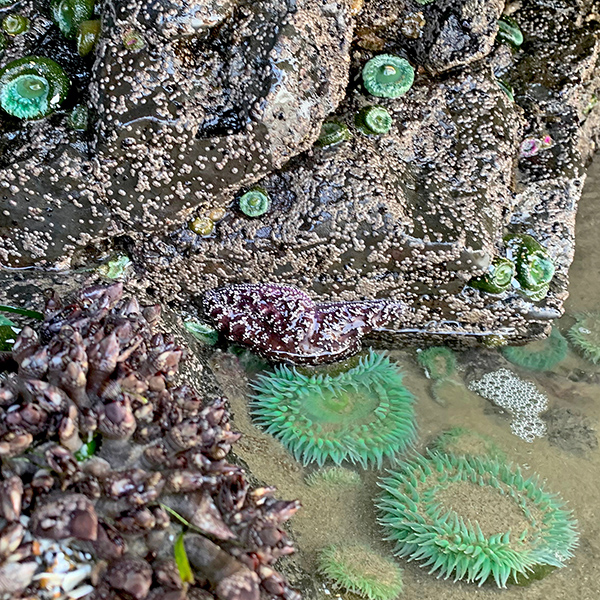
[250,350,417,468]
[362,54,414,98]
[377,452,579,588]
[318,544,404,600]
[0,56,69,119]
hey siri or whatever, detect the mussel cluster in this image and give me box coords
[0,283,300,600]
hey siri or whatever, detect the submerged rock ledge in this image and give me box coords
[1,0,600,345]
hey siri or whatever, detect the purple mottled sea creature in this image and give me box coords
[203,283,404,365]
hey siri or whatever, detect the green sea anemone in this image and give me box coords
[362,54,414,99]
[317,120,352,147]
[567,312,600,364]
[469,257,515,294]
[305,466,361,488]
[239,188,270,218]
[189,216,215,236]
[97,254,132,280]
[355,106,392,135]
[69,104,89,130]
[122,28,145,51]
[430,427,506,462]
[51,0,94,39]
[377,452,579,587]
[319,544,403,600]
[2,14,29,36]
[77,19,101,56]
[250,350,417,468]
[505,234,555,300]
[497,16,523,47]
[501,327,568,371]
[0,56,70,120]
[416,346,456,381]
[184,319,219,346]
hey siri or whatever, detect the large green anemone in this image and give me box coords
[318,544,404,600]
[362,54,414,98]
[567,311,600,364]
[377,452,579,587]
[501,327,568,371]
[0,56,70,119]
[250,350,417,468]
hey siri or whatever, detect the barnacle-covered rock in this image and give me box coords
[0,0,354,266]
[0,283,300,599]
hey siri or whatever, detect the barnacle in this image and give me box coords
[0,56,69,119]
[377,452,579,587]
[362,54,414,98]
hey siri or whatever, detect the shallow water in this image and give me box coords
[208,156,600,600]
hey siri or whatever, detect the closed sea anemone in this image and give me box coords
[318,544,404,600]
[505,234,555,300]
[317,120,352,147]
[567,311,600,364]
[469,257,515,294]
[239,188,270,217]
[0,56,69,119]
[51,0,94,39]
[250,350,417,468]
[377,452,579,587]
[355,106,392,135]
[501,327,568,371]
[362,54,414,98]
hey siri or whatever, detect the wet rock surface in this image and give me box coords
[1,0,600,346]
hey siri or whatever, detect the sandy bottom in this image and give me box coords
[209,158,600,600]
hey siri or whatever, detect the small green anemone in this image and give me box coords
[355,106,392,135]
[567,312,600,364]
[69,104,89,130]
[239,188,270,218]
[505,234,555,300]
[0,56,70,120]
[250,350,417,468]
[431,427,506,462]
[501,327,568,371]
[497,16,523,47]
[318,544,404,600]
[51,0,95,39]
[77,19,101,56]
[469,256,515,294]
[305,466,361,488]
[362,54,414,99]
[184,319,219,346]
[377,451,579,587]
[416,346,456,380]
[317,120,352,147]
[2,14,29,36]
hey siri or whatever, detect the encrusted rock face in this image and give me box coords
[0,0,353,266]
[358,0,505,74]
[1,0,600,346]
